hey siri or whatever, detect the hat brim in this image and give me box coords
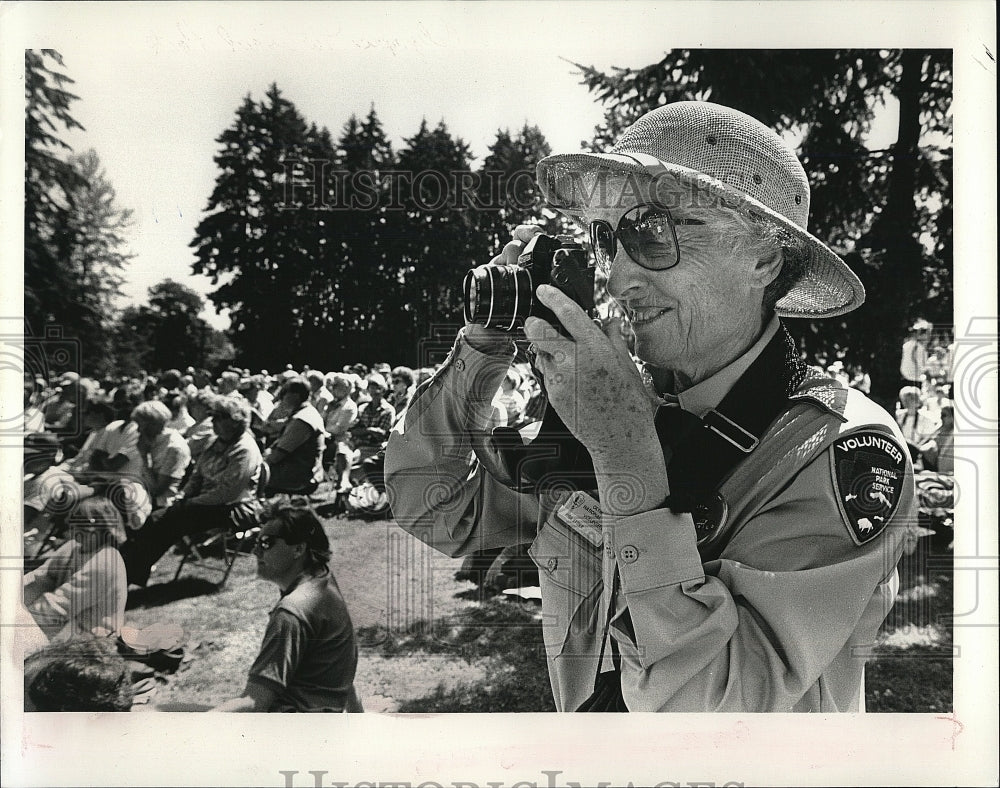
[537,152,865,319]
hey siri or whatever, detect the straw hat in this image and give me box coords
[536,101,865,319]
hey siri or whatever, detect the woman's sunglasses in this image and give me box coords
[588,203,705,276]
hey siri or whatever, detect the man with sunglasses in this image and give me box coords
[386,101,915,712]
[210,502,362,712]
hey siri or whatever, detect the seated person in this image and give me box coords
[184,390,218,462]
[895,385,940,458]
[208,502,361,712]
[491,368,527,428]
[918,404,955,474]
[25,634,133,712]
[322,373,358,493]
[24,403,152,532]
[165,392,195,433]
[264,377,326,494]
[23,496,128,642]
[349,373,395,465]
[133,401,191,511]
[387,366,416,414]
[121,396,262,587]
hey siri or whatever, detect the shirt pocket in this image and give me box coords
[528,513,603,658]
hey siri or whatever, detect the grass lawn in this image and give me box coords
[79,510,954,713]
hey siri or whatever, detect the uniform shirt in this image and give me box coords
[385,325,915,712]
[247,572,359,712]
[22,541,127,641]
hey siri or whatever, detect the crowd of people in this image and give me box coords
[19,356,549,712]
[20,323,956,713]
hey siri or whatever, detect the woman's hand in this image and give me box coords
[524,284,668,516]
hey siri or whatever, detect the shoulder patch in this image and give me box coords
[829,430,907,545]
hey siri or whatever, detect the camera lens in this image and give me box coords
[463,264,533,331]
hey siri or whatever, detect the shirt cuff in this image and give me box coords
[606,508,705,593]
[447,329,515,404]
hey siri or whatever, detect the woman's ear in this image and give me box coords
[752,248,784,289]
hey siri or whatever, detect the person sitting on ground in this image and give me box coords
[208,502,362,712]
[25,634,134,712]
[133,401,191,511]
[23,496,129,642]
[322,373,358,494]
[24,381,46,433]
[120,396,263,587]
[183,390,218,462]
[349,372,395,465]
[263,377,326,494]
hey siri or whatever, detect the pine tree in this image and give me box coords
[395,120,482,362]
[190,85,337,369]
[24,49,85,334]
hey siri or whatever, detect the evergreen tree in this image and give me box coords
[574,49,952,404]
[190,84,336,369]
[315,106,400,367]
[24,49,85,335]
[477,124,558,253]
[61,149,134,376]
[395,120,482,362]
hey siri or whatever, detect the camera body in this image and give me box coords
[463,234,595,332]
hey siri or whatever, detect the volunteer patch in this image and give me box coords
[830,430,907,545]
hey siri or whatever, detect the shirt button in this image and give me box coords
[620,545,639,563]
[605,544,614,559]
[454,358,466,372]
[546,557,558,572]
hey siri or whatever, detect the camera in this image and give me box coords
[463,234,595,332]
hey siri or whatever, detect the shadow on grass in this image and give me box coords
[126,577,221,610]
[865,537,954,713]
[358,599,556,712]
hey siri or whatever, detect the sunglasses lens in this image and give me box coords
[589,220,616,274]
[617,205,680,270]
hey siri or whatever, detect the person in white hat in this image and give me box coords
[386,101,915,712]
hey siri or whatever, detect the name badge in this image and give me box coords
[555,491,604,547]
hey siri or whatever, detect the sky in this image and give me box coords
[14,3,706,328]
[4,2,910,331]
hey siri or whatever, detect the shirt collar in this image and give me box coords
[674,315,781,417]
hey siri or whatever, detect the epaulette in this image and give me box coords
[788,372,850,422]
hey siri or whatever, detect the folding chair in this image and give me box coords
[172,462,270,588]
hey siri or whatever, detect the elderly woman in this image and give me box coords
[264,377,326,495]
[23,496,128,642]
[322,373,359,494]
[387,101,916,712]
[121,396,262,587]
[132,400,191,511]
